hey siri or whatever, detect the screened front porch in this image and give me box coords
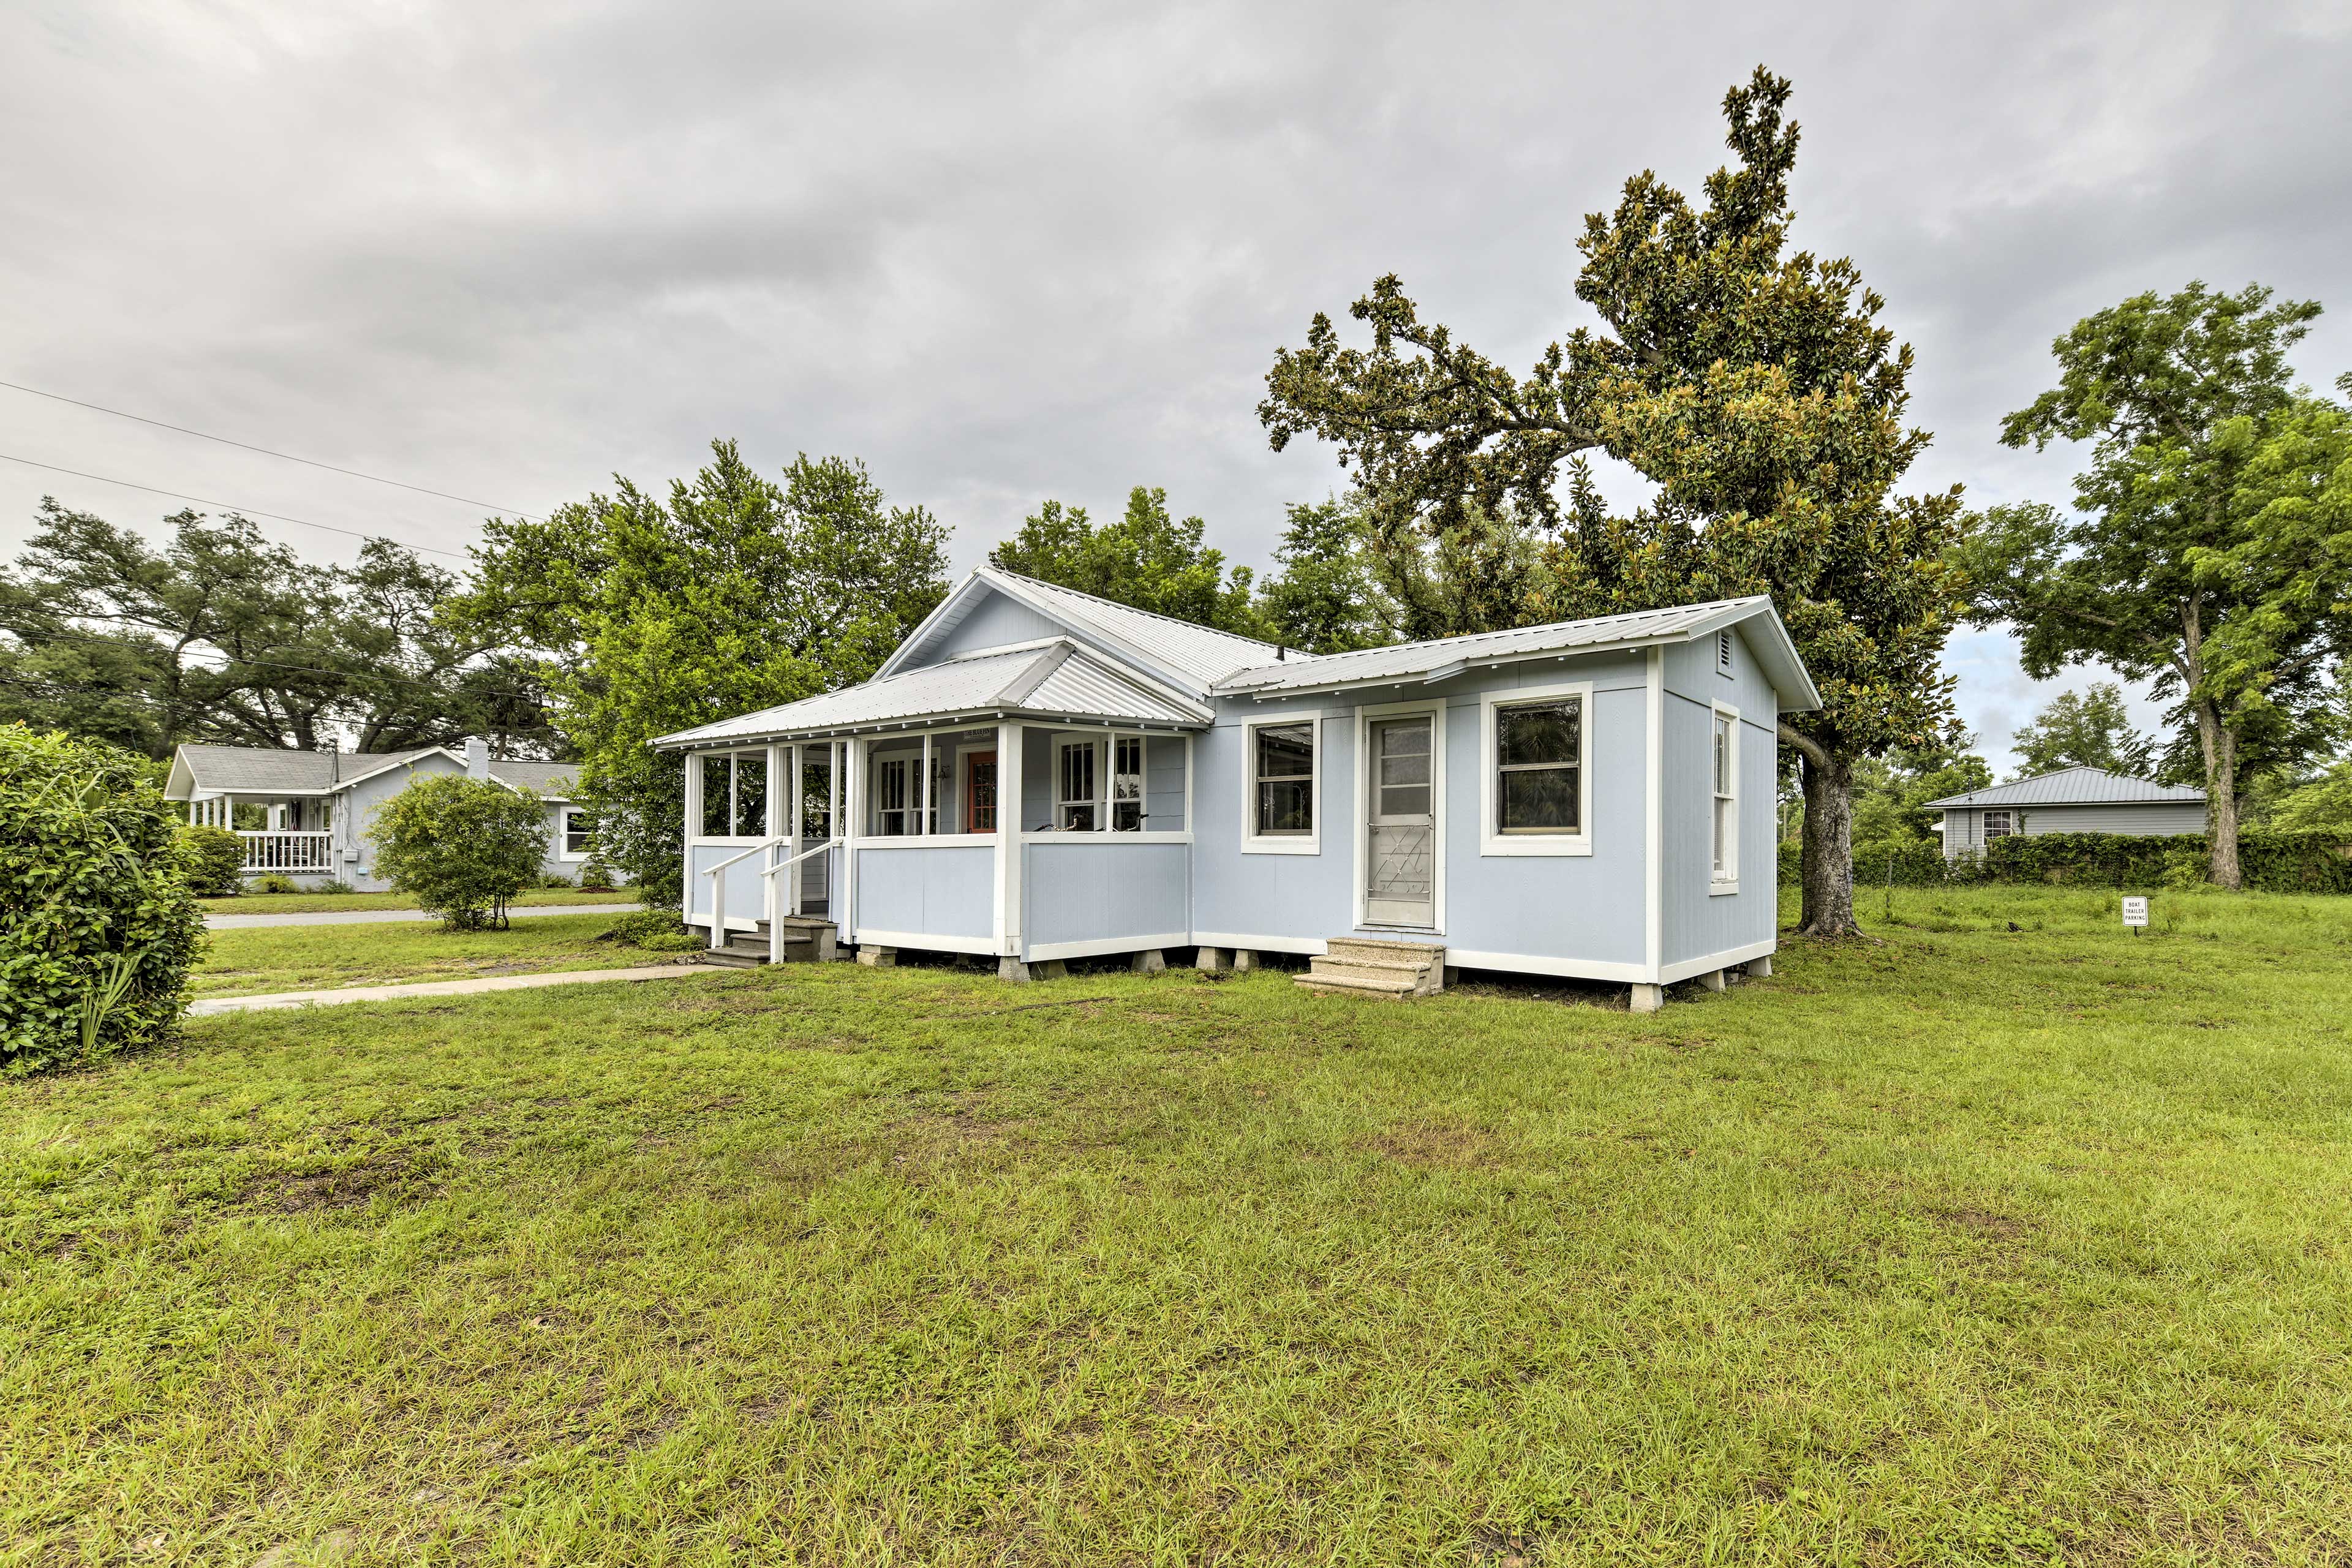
[183,793,339,874]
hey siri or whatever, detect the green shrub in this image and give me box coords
[1,725,206,1075]
[365,774,551,930]
[178,825,247,897]
[318,879,355,895]
[249,873,301,894]
[578,863,616,891]
[538,872,576,890]
[601,909,703,952]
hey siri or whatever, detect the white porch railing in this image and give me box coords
[704,837,843,963]
[240,831,334,872]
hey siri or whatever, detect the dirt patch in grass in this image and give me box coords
[1363,1117,1503,1170]
[235,1150,434,1214]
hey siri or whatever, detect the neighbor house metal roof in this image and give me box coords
[1923,766,2206,809]
[1213,595,1822,709]
[653,638,1212,748]
[170,744,439,796]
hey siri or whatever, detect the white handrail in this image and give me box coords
[758,837,841,878]
[763,837,843,959]
[703,835,786,952]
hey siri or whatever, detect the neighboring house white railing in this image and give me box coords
[240,831,334,873]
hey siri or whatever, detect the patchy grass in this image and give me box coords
[199,887,640,916]
[190,913,658,997]
[6,888,2352,1563]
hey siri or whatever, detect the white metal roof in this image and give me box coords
[1213,595,1822,709]
[167,743,578,801]
[652,639,1211,748]
[881,567,1278,697]
[1924,766,2206,809]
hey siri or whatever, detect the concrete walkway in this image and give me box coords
[206,902,642,930]
[187,962,713,1015]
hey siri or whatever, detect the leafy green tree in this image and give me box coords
[1254,497,1396,654]
[1964,285,2344,888]
[1259,67,1968,937]
[1847,739,1992,845]
[177,824,247,898]
[461,442,948,907]
[989,487,1267,637]
[364,773,549,930]
[2008,684,2156,779]
[0,502,557,758]
[2271,761,2352,831]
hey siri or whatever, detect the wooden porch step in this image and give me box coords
[698,926,818,968]
[1297,971,1423,998]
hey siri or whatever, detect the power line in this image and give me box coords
[0,378,539,519]
[8,624,552,706]
[0,451,473,559]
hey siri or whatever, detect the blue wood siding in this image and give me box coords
[1022,841,1189,950]
[1661,629,1779,968]
[854,845,995,939]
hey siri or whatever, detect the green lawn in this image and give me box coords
[192,913,658,997]
[200,886,640,916]
[6,887,2352,1563]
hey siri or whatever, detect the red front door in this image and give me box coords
[964,750,998,832]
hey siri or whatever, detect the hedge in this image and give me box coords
[1,725,207,1075]
[1780,829,2352,893]
[178,824,247,897]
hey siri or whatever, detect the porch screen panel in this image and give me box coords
[700,755,730,837]
[1057,742,1096,831]
[1112,736,1144,831]
[734,754,767,837]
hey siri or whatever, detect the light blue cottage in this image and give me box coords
[654,567,1820,1010]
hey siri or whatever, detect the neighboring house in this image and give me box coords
[164,737,588,890]
[652,567,1822,1011]
[1923,766,2207,859]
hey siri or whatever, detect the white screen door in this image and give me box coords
[1366,715,1435,927]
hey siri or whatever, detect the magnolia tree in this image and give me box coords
[365,774,549,930]
[1259,68,1968,937]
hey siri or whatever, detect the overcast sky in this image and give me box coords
[5,0,2349,774]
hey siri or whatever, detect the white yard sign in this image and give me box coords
[2121,896,2150,929]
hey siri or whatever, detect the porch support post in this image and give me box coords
[766,742,786,965]
[786,744,803,919]
[996,720,1022,967]
[682,750,702,926]
[921,733,934,836]
[843,737,863,948]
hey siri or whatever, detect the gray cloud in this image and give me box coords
[4,0,2348,775]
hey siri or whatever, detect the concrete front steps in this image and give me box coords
[1297,937,1446,999]
[698,916,839,968]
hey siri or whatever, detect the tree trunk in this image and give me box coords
[2193,696,2242,890]
[1795,746,1859,939]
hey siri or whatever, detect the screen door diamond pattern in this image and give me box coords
[1366,716,1435,927]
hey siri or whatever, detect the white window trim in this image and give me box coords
[1351,698,1447,933]
[557,805,591,862]
[1240,709,1322,855]
[1479,680,1594,858]
[1709,699,1740,895]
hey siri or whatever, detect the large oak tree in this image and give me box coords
[1259,68,1967,937]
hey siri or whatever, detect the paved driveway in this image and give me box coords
[205,902,643,930]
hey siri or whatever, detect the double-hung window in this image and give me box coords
[1057,741,1096,831]
[560,807,592,859]
[1482,684,1590,854]
[1983,809,2015,840]
[874,757,911,836]
[1245,720,1316,851]
[1711,707,1738,889]
[1112,736,1145,831]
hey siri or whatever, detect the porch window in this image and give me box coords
[875,757,913,835]
[1253,722,1314,837]
[1057,741,1096,831]
[1495,697,1581,832]
[1711,708,1738,886]
[1112,736,1144,831]
[1983,810,2015,840]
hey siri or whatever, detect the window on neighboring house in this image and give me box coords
[1112,736,1144,831]
[1057,740,1097,831]
[1494,696,1581,833]
[1983,809,2015,839]
[1711,710,1737,883]
[1253,722,1314,837]
[874,756,912,835]
[562,807,592,858]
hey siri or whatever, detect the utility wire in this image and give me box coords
[0,451,473,559]
[8,624,552,706]
[0,378,539,519]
